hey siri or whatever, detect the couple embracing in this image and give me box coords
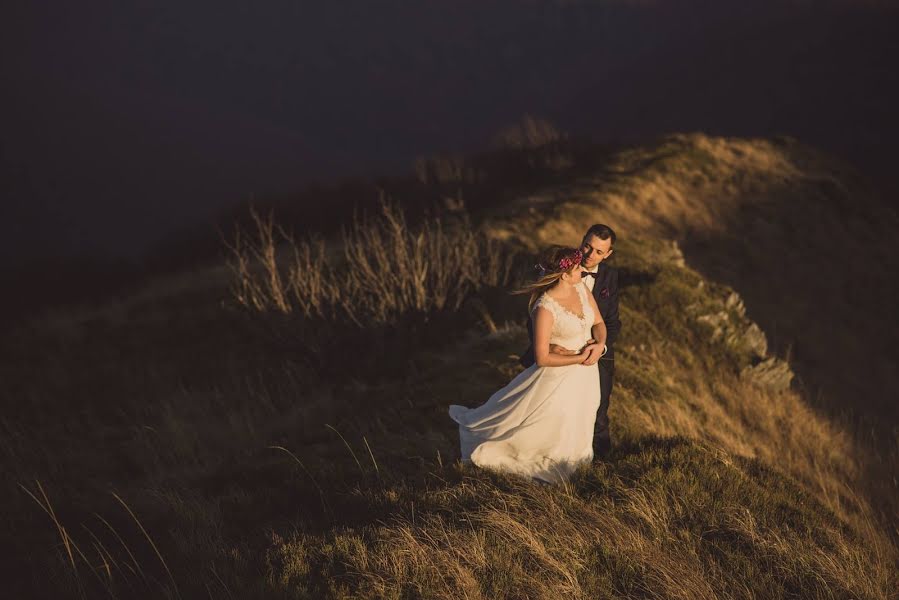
[449,224,621,484]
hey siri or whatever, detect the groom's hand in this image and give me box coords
[580,343,603,366]
[548,343,578,356]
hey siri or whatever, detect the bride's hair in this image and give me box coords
[513,245,583,312]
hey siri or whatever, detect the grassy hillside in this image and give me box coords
[484,133,899,524]
[2,134,896,598]
[487,134,899,428]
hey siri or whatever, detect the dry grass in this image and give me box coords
[491,114,566,150]
[5,134,898,599]
[484,132,899,532]
[267,438,895,599]
[226,198,516,325]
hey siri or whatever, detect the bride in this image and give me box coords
[449,246,608,483]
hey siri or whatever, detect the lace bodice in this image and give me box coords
[531,284,595,351]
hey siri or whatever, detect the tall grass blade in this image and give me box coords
[111,492,180,599]
[94,512,147,586]
[362,435,380,479]
[267,445,331,516]
[325,424,364,474]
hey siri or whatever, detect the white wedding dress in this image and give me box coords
[449,283,601,483]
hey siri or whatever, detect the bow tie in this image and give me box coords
[581,271,598,278]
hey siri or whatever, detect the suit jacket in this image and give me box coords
[519,262,621,368]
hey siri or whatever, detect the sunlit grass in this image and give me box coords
[225,197,516,324]
[3,134,897,598]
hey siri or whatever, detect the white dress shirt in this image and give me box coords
[582,263,599,292]
[581,264,607,357]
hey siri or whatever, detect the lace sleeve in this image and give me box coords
[531,294,557,320]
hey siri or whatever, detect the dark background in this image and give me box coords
[2,0,897,270]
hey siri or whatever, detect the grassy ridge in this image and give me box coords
[260,235,893,598]
[2,135,896,598]
[485,133,899,431]
[483,132,899,532]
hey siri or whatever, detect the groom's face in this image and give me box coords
[581,234,613,269]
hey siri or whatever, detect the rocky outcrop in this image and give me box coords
[741,356,794,391]
[692,281,793,391]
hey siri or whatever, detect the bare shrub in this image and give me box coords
[414,155,484,185]
[225,198,516,326]
[492,114,566,150]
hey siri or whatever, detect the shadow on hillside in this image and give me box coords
[678,193,899,436]
[618,267,658,289]
[671,162,899,527]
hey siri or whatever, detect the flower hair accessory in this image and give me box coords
[534,248,583,275]
[557,249,583,272]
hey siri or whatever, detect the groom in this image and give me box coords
[520,224,621,457]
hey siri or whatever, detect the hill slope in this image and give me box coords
[489,133,899,433]
[2,134,896,598]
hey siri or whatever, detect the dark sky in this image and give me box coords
[3,0,897,268]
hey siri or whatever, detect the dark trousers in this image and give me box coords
[594,357,615,454]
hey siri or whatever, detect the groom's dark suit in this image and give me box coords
[519,262,621,455]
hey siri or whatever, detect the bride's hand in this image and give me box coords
[580,343,603,366]
[577,340,596,354]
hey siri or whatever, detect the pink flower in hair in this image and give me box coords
[557,249,583,272]
[534,248,583,276]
